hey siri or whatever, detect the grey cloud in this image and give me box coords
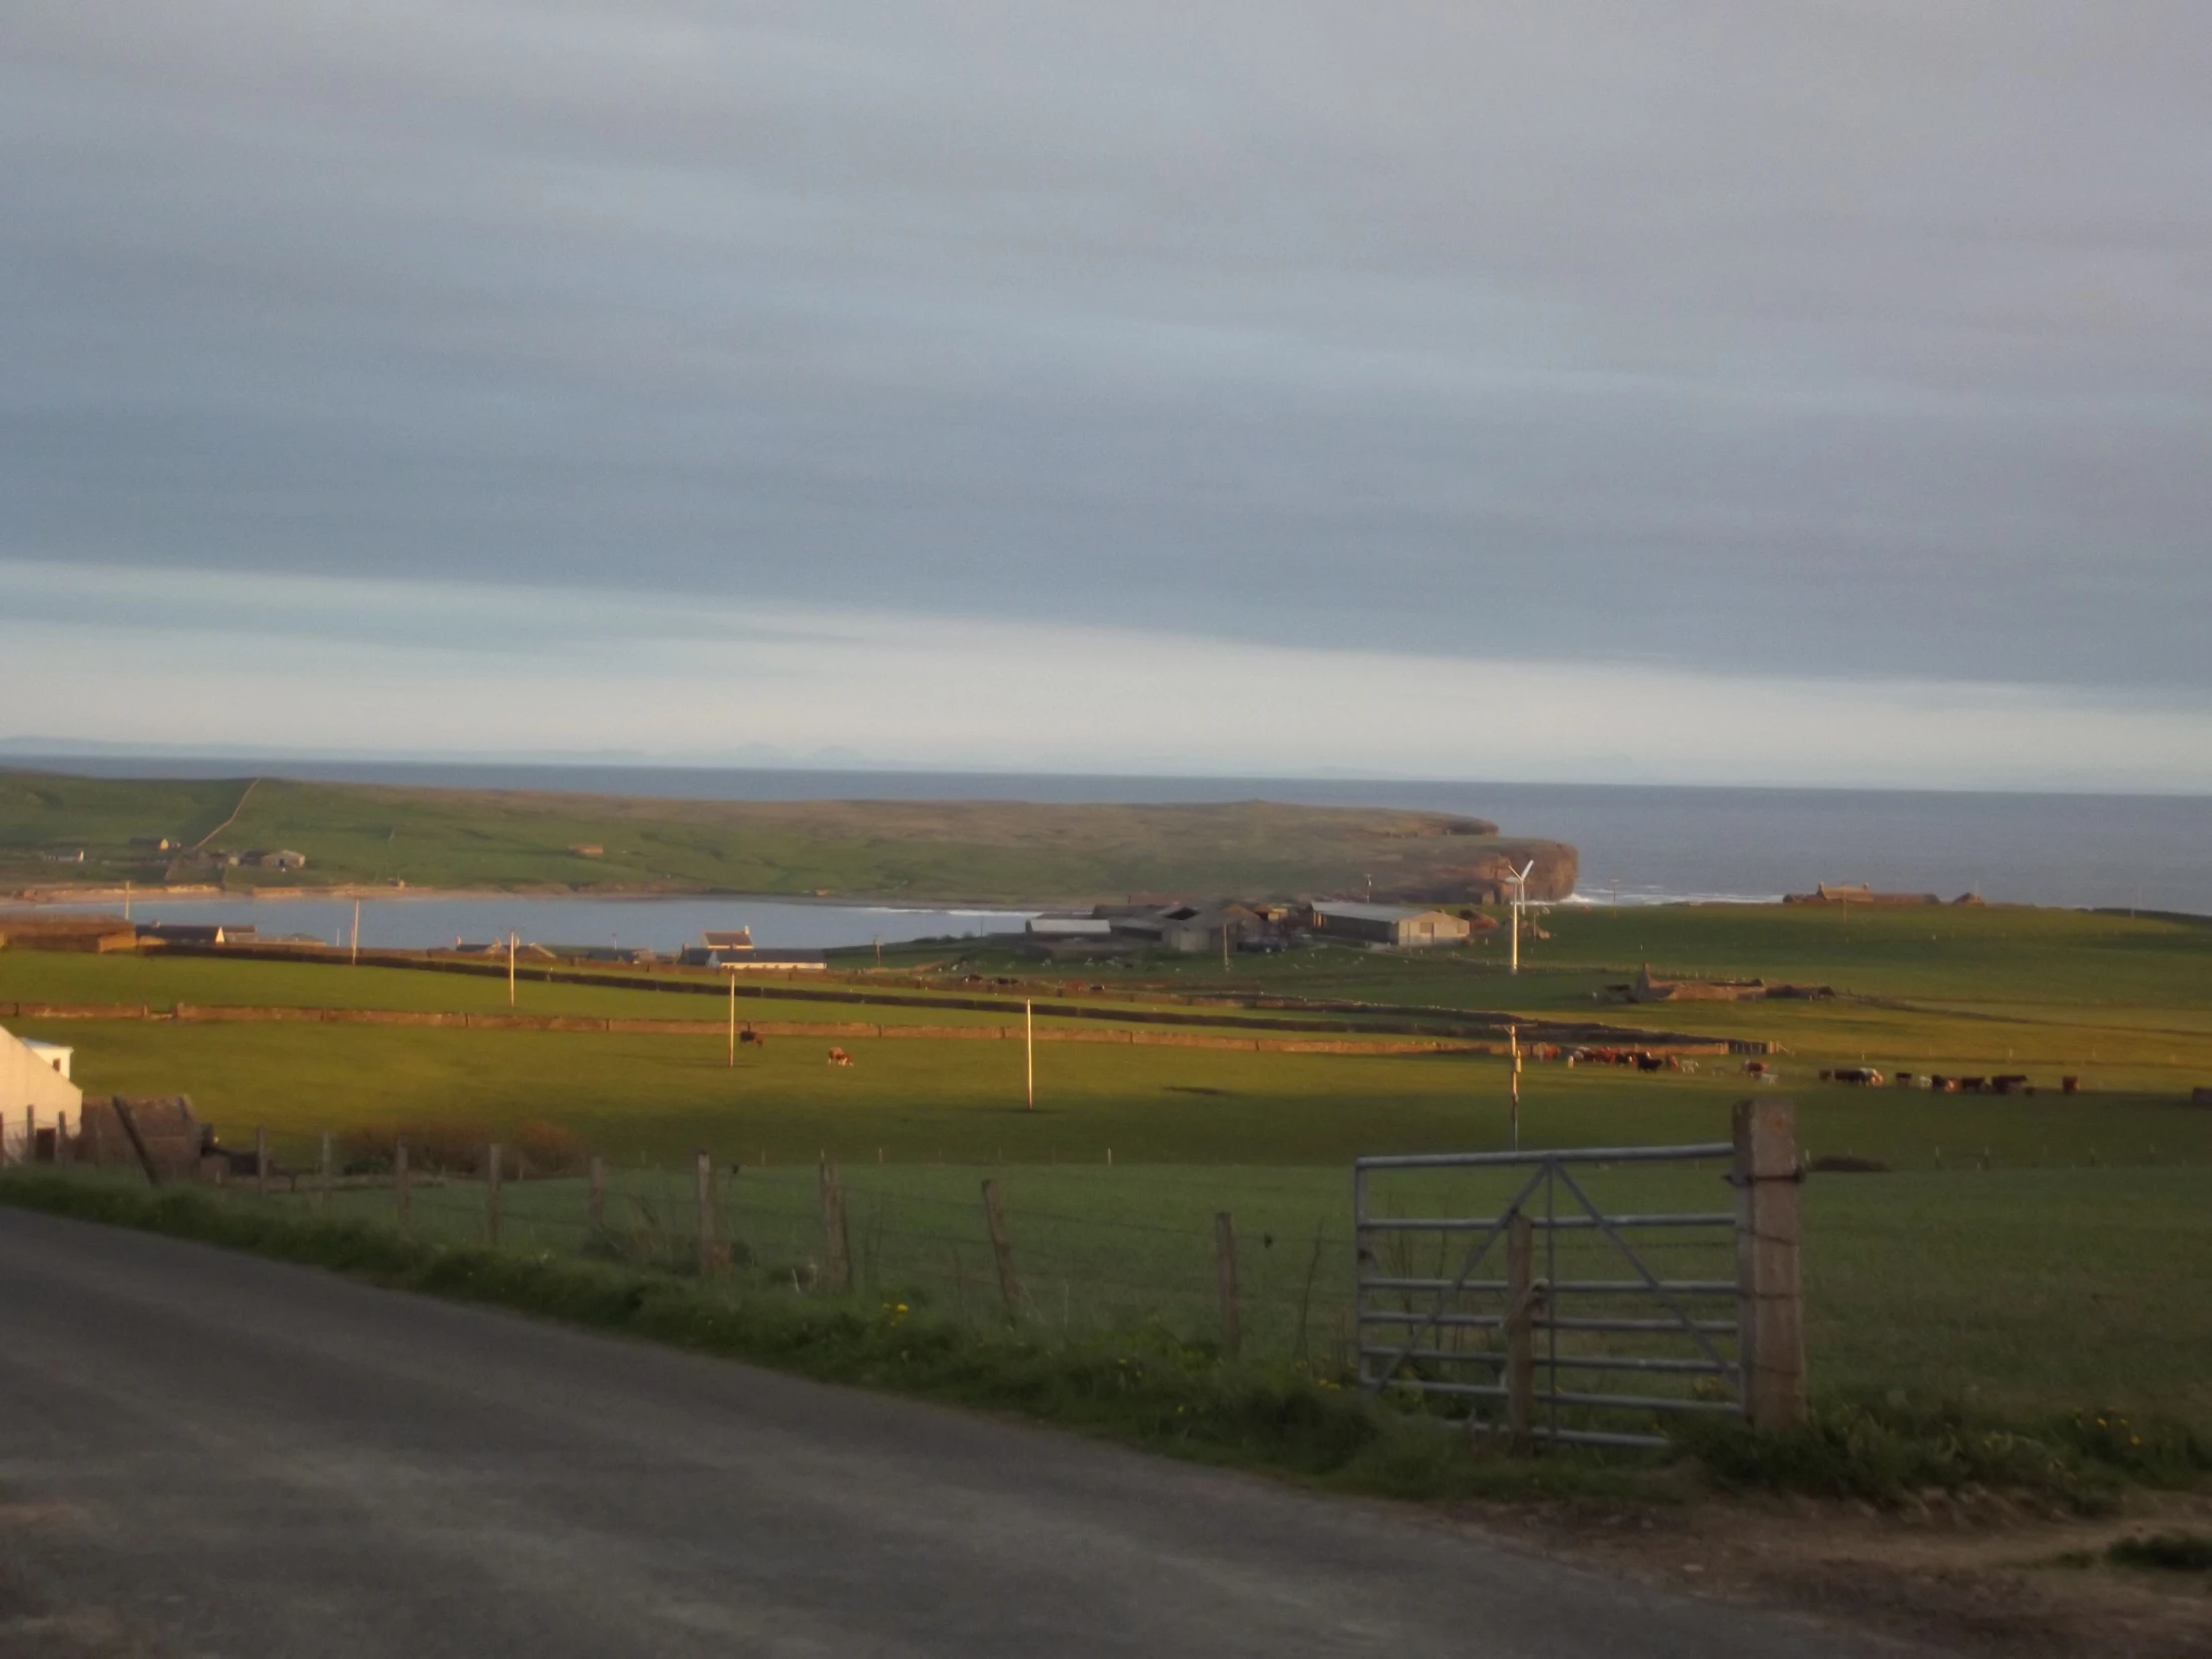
[5,1,2209,690]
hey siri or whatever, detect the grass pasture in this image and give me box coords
[5,899,2211,1437]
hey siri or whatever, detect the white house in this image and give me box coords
[2,1024,83,1149]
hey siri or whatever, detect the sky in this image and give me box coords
[5,3,2209,789]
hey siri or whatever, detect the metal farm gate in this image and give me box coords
[1354,1099,1803,1448]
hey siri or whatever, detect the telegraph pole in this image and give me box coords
[350,897,361,966]
[507,930,517,1005]
[1025,998,1035,1111]
[728,967,737,1066]
[1508,1024,1522,1150]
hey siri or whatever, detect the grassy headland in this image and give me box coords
[0,769,1575,903]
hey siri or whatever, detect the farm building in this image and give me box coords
[0,912,138,952]
[1621,963,1767,1002]
[1310,903,1470,948]
[2,1024,83,1143]
[1783,882,1942,906]
[140,922,257,946]
[73,1096,208,1179]
[1026,916,1114,938]
[709,949,827,972]
[1103,902,1262,954]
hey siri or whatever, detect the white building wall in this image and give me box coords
[1,1025,85,1147]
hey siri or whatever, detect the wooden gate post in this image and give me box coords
[1504,1211,1538,1451]
[1214,1211,1242,1360]
[254,1126,269,1198]
[485,1142,503,1249]
[1734,1097,1806,1432]
[696,1151,717,1277]
[980,1178,1022,1315]
[587,1154,606,1234]
[317,1131,333,1211]
[394,1135,410,1229]
[818,1160,849,1293]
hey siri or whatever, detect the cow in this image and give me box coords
[739,1027,766,1047]
[827,1047,853,1067]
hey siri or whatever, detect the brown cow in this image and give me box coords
[827,1047,853,1067]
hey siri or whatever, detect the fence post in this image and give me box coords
[696,1151,717,1277]
[588,1154,606,1234]
[317,1131,333,1211]
[1505,1211,1538,1451]
[1734,1097,1805,1432]
[980,1178,1023,1315]
[1214,1211,1242,1360]
[394,1135,410,1229]
[485,1143,503,1249]
[818,1160,849,1293]
[20,1106,32,1167]
[255,1126,269,1198]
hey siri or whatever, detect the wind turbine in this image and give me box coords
[1506,860,1535,976]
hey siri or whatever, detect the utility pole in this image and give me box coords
[728,967,737,1067]
[1508,1024,1522,1150]
[350,897,361,966]
[507,930,517,1005]
[1025,998,1035,1111]
[874,933,881,968]
[124,880,132,922]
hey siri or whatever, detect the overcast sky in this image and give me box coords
[5,3,2209,787]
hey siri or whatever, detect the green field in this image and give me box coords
[5,899,2210,1433]
[0,769,1572,903]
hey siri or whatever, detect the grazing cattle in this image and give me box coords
[1831,1067,1885,1087]
[739,1028,765,1047]
[1743,1060,1771,1078]
[827,1047,853,1067]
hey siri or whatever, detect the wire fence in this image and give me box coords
[112,1131,1372,1368]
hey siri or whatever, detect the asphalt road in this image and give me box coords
[0,1209,1901,1657]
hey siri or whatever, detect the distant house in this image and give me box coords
[1310,903,1471,948]
[679,928,772,967]
[691,948,827,972]
[38,848,85,864]
[140,922,257,947]
[242,849,307,871]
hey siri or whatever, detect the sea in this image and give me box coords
[12,757,2209,946]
